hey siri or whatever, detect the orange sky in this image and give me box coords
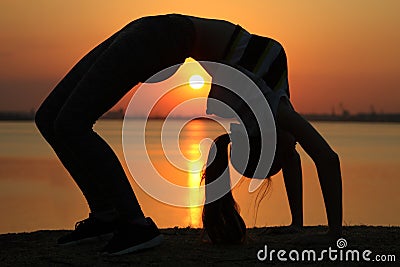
[1,0,399,114]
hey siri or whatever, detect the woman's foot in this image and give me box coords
[57,214,116,246]
[101,217,163,256]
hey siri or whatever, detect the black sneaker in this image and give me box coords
[57,214,116,246]
[102,217,163,256]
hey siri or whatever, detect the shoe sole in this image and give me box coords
[104,234,164,256]
[58,232,114,246]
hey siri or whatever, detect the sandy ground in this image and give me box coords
[0,226,398,266]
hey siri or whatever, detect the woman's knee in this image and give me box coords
[53,111,92,145]
[35,104,56,140]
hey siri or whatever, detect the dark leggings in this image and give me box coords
[35,15,194,221]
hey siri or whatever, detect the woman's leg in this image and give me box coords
[277,100,342,237]
[50,21,165,222]
[36,18,166,221]
[35,30,121,214]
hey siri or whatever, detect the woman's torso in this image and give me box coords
[185,15,237,61]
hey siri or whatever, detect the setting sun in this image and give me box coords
[189,74,205,90]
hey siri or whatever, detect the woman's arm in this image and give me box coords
[277,100,343,238]
[282,147,304,227]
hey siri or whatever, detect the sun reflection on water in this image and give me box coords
[185,125,205,227]
[181,119,230,228]
[187,157,203,228]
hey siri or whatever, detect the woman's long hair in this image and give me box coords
[201,134,246,244]
[201,129,293,243]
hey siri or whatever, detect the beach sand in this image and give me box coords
[0,226,398,266]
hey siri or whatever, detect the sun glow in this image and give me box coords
[189,74,205,90]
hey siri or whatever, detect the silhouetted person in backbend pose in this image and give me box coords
[35,14,342,255]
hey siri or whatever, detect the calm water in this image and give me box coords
[0,120,399,234]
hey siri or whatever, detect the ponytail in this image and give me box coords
[202,134,246,244]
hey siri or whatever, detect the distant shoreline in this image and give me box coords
[1,111,400,123]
